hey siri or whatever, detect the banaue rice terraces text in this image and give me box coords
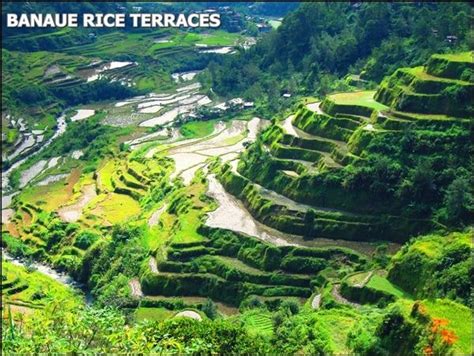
[6,13,221,28]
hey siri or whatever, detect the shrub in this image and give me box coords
[280,298,300,315]
[74,230,100,250]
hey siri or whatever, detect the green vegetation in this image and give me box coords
[180,120,216,138]
[2,261,81,314]
[365,274,408,299]
[135,307,174,323]
[388,230,473,306]
[230,52,472,244]
[239,309,274,337]
[208,2,471,115]
[328,91,388,111]
[2,303,270,354]
[1,2,472,355]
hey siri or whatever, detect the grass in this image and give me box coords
[2,49,87,88]
[135,307,174,322]
[408,231,471,259]
[197,31,240,46]
[268,20,282,29]
[315,308,361,355]
[18,176,77,212]
[141,223,169,251]
[168,180,212,244]
[397,298,472,356]
[366,274,410,299]
[432,51,472,62]
[171,208,206,244]
[147,30,240,54]
[149,177,212,246]
[403,66,471,84]
[346,271,371,285]
[180,120,216,139]
[239,309,274,338]
[222,132,246,146]
[423,299,472,355]
[97,160,116,192]
[90,193,141,224]
[329,90,388,111]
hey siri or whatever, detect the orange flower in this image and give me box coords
[423,345,433,356]
[431,318,449,332]
[440,329,458,345]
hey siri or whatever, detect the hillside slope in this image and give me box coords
[218,52,473,242]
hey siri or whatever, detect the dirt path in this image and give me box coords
[167,118,266,185]
[58,184,97,222]
[306,101,324,114]
[282,114,298,136]
[353,271,374,288]
[280,112,349,151]
[331,284,361,308]
[255,179,369,218]
[148,204,167,227]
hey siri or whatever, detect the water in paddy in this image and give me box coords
[37,173,69,186]
[206,175,297,247]
[171,70,200,82]
[2,113,67,192]
[19,160,47,188]
[199,47,235,54]
[70,109,95,122]
[77,61,134,82]
[8,134,36,160]
[205,175,401,255]
[58,184,97,223]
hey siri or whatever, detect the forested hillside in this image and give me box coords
[2,1,473,355]
[208,2,472,104]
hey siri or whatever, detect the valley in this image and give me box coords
[1,2,472,355]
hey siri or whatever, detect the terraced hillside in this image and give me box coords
[2,27,248,166]
[1,260,80,320]
[140,226,367,306]
[218,52,473,242]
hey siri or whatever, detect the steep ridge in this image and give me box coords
[217,52,473,242]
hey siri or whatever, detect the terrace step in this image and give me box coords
[329,116,361,130]
[293,109,355,142]
[141,271,312,302]
[270,143,323,163]
[119,171,148,191]
[241,174,371,219]
[335,113,370,123]
[111,174,145,200]
[280,132,337,154]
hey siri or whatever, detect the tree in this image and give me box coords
[443,176,473,224]
[202,298,218,320]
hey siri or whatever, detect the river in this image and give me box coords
[1,112,93,303]
[2,249,93,304]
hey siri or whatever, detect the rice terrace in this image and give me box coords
[1,2,473,355]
